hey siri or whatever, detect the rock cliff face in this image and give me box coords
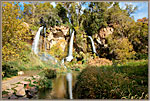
[46,26,69,51]
[96,27,114,45]
[30,25,114,59]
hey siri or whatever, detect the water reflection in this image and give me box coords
[38,71,78,99]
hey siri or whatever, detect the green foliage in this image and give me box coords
[134,53,148,60]
[37,68,57,89]
[125,4,138,16]
[38,77,52,89]
[73,60,148,99]
[23,2,60,27]
[128,21,148,54]
[44,69,57,79]
[83,2,111,35]
[30,25,39,31]
[74,26,87,53]
[2,61,19,78]
[107,37,135,63]
[56,3,69,24]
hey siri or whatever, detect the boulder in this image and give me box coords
[15,84,26,96]
[18,71,24,76]
[2,83,11,91]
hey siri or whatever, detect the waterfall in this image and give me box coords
[44,27,47,53]
[32,26,43,54]
[88,36,97,54]
[66,73,73,99]
[61,58,67,68]
[66,30,75,62]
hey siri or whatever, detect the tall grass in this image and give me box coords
[73,60,148,99]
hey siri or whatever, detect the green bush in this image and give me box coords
[37,68,57,90]
[44,69,57,79]
[73,61,148,99]
[2,62,18,78]
[107,37,135,63]
[135,53,148,60]
[38,76,52,89]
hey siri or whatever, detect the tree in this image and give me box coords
[137,17,148,23]
[23,2,59,27]
[2,2,31,61]
[83,2,112,36]
[107,36,135,63]
[125,4,138,16]
[128,21,148,55]
[56,3,69,24]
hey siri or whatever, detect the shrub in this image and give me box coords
[2,62,18,78]
[107,37,135,63]
[44,69,57,79]
[134,53,148,60]
[38,76,52,90]
[73,63,148,99]
[37,68,57,90]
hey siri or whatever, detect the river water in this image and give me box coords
[38,71,79,99]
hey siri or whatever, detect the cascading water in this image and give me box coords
[44,27,47,53]
[66,73,73,99]
[88,36,97,54]
[61,58,66,68]
[32,26,43,54]
[66,30,75,62]
[32,26,58,63]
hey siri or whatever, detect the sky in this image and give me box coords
[119,2,148,21]
[18,1,148,21]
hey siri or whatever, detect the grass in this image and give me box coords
[73,59,148,99]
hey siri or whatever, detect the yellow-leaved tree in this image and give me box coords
[2,2,31,62]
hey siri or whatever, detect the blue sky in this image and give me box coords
[19,1,148,21]
[119,2,148,21]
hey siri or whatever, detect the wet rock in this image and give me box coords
[30,87,38,94]
[99,27,113,38]
[46,25,69,51]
